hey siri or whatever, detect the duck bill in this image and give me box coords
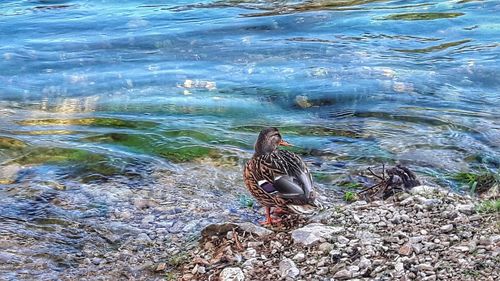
[279,140,293,146]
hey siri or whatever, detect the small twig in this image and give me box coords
[232,228,244,251]
[358,182,384,194]
[368,167,384,180]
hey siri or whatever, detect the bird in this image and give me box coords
[243,127,321,225]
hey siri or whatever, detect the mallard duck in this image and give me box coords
[243,127,321,225]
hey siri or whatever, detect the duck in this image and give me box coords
[243,127,321,225]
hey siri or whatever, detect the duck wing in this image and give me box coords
[254,150,315,205]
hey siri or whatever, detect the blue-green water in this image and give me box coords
[0,0,499,279]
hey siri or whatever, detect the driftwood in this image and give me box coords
[358,164,420,201]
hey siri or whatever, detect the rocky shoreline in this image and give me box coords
[178,186,499,281]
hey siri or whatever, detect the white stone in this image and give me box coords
[410,185,442,195]
[440,224,454,233]
[242,258,257,269]
[333,269,352,280]
[220,267,244,281]
[237,222,273,237]
[243,248,257,259]
[358,256,372,269]
[395,261,404,272]
[293,252,306,262]
[279,258,300,278]
[291,223,343,246]
[337,235,350,244]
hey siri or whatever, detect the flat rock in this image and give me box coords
[201,222,272,238]
[279,258,300,278]
[455,204,475,215]
[238,222,273,237]
[416,263,434,271]
[398,243,413,256]
[220,267,244,281]
[0,164,22,184]
[293,252,305,262]
[410,185,441,195]
[440,224,454,233]
[333,269,352,280]
[291,223,343,246]
[355,230,381,245]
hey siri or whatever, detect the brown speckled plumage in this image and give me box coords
[243,128,320,223]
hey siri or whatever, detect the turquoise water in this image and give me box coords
[1,0,498,180]
[0,0,499,279]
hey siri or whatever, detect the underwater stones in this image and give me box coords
[17,117,157,129]
[295,95,313,108]
[133,198,157,209]
[0,136,27,149]
[0,164,22,184]
[291,223,343,246]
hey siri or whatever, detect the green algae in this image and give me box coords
[83,133,220,162]
[383,12,464,21]
[11,130,77,136]
[163,129,252,149]
[14,147,107,165]
[0,136,27,149]
[231,125,362,138]
[163,129,215,142]
[17,117,158,129]
[394,39,471,53]
[343,191,358,202]
[476,200,500,214]
[454,171,499,194]
[312,172,339,183]
[158,145,219,162]
[339,181,364,189]
[10,147,122,181]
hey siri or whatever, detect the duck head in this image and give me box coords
[254,127,292,156]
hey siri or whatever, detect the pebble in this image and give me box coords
[293,252,305,262]
[180,187,498,281]
[135,233,152,244]
[337,235,350,244]
[398,243,413,256]
[279,258,300,278]
[440,224,454,233]
[318,242,333,253]
[416,263,434,271]
[237,222,273,237]
[394,261,404,272]
[333,269,352,280]
[358,256,372,269]
[219,267,244,281]
[243,248,257,259]
[291,223,343,246]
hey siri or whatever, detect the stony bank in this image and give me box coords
[177,186,499,281]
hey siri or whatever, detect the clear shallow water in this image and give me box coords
[0,0,499,279]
